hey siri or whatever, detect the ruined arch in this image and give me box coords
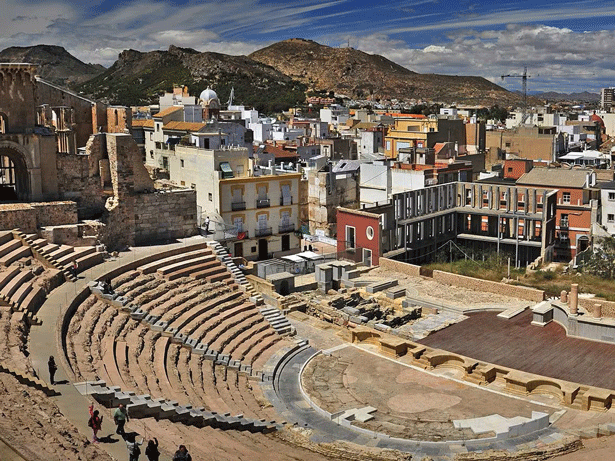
[0,142,31,201]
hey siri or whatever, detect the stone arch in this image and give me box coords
[0,141,32,201]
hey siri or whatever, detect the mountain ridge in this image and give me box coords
[0,44,104,86]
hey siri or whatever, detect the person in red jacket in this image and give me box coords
[88,404,103,442]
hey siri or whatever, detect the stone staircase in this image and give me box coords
[0,362,57,397]
[74,380,280,433]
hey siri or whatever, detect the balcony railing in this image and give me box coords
[256,198,270,208]
[560,219,569,228]
[280,196,293,206]
[231,201,246,211]
[255,226,273,237]
[278,223,295,233]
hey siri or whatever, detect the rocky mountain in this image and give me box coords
[249,38,518,106]
[76,45,306,113]
[531,91,600,103]
[0,45,104,86]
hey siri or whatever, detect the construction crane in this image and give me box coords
[501,66,530,125]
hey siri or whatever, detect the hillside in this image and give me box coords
[532,91,600,103]
[249,38,518,105]
[0,45,104,86]
[76,45,306,113]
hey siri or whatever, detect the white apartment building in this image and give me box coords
[600,181,615,235]
[320,104,350,126]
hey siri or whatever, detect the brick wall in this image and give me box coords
[133,190,197,244]
[379,258,421,276]
[432,270,545,302]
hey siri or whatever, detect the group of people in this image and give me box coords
[87,403,192,460]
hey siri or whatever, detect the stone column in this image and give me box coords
[593,304,602,319]
[560,290,568,304]
[570,283,578,315]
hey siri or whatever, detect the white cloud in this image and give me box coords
[350,25,615,93]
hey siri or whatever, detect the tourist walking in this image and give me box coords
[113,403,129,438]
[204,216,210,233]
[125,434,143,461]
[172,444,192,461]
[88,404,103,443]
[47,355,57,385]
[145,437,160,461]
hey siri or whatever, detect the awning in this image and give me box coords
[296,251,322,260]
[282,254,305,263]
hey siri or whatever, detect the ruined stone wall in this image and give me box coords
[431,270,545,302]
[578,297,615,318]
[35,80,94,148]
[133,190,197,244]
[55,150,105,218]
[0,65,37,133]
[379,258,421,277]
[0,202,77,233]
[106,107,132,133]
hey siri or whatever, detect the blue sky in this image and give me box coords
[2,0,615,93]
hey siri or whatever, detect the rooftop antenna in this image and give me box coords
[501,66,530,125]
[227,86,234,110]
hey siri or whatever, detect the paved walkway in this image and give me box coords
[28,236,208,461]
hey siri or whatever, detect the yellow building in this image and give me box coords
[384,116,465,159]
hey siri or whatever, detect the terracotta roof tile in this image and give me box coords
[154,106,183,118]
[164,121,208,131]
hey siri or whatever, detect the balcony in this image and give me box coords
[256,198,270,208]
[231,201,246,211]
[560,219,569,229]
[255,226,273,237]
[278,223,295,233]
[280,196,293,206]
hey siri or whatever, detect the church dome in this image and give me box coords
[199,87,218,102]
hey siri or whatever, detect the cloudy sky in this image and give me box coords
[2,0,615,93]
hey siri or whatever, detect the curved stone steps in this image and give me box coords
[203,360,232,414]
[0,269,32,300]
[112,270,141,291]
[172,346,206,408]
[157,254,217,278]
[236,373,280,422]
[114,273,157,298]
[121,276,163,302]
[226,320,270,362]
[133,277,202,309]
[137,247,212,274]
[197,302,255,349]
[165,343,193,404]
[213,365,257,419]
[186,351,228,413]
[182,295,246,342]
[0,239,23,260]
[178,347,209,406]
[0,267,20,292]
[149,281,229,319]
[158,284,234,327]
[66,296,106,380]
[208,311,263,356]
[151,334,177,400]
[233,328,278,364]
[245,334,286,370]
[123,323,152,394]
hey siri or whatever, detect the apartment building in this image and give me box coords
[517,168,598,261]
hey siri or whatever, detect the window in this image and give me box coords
[559,231,569,241]
[346,226,356,249]
[366,226,374,240]
[609,192,615,201]
[180,181,185,186]
[562,192,571,204]
[208,193,213,201]
[609,214,615,223]
[507,167,513,173]
[560,214,569,227]
[150,150,154,159]
[180,159,184,168]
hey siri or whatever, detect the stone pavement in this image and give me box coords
[28,236,207,461]
[395,311,468,340]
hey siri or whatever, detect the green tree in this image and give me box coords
[583,236,615,279]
